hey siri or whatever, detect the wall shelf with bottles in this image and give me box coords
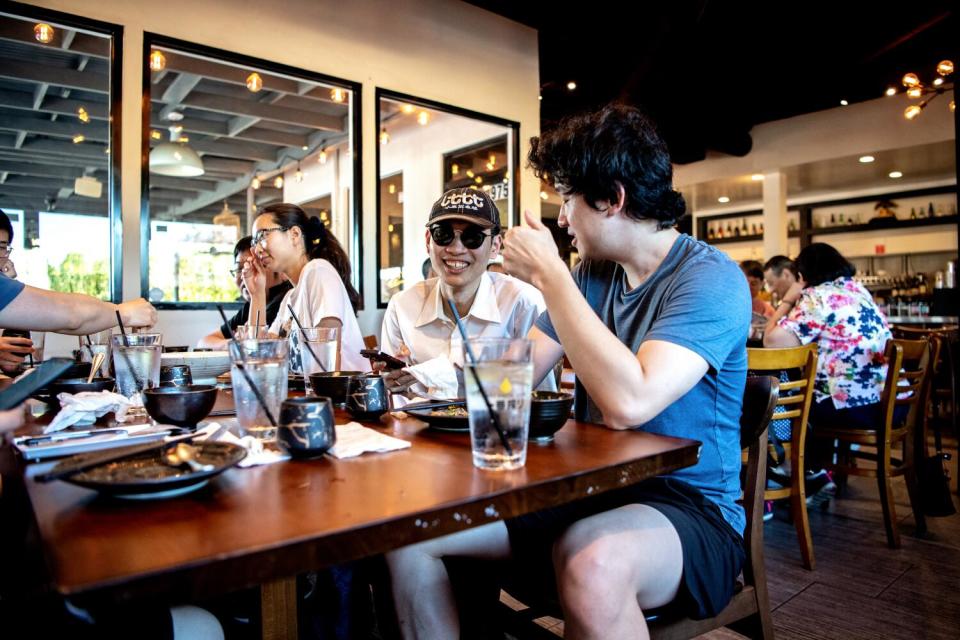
[697,209,800,245]
[810,214,958,237]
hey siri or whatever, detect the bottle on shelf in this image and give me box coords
[830,213,836,225]
[928,202,935,217]
[936,204,944,217]
[716,223,723,239]
[725,222,733,238]
[751,223,758,235]
[787,219,797,232]
[910,207,917,220]
[741,218,749,235]
[707,224,715,240]
[838,212,845,225]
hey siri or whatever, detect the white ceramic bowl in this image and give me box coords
[160,351,231,380]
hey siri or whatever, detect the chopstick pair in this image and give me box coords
[403,399,465,412]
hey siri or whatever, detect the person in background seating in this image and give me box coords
[762,255,798,306]
[740,260,774,318]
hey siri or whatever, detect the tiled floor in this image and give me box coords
[503,436,960,639]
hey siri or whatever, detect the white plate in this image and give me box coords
[161,351,231,379]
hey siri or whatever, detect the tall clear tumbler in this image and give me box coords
[79,328,112,378]
[298,326,339,393]
[111,333,163,418]
[463,337,533,470]
[229,338,289,441]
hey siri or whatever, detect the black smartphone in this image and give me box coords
[0,357,75,411]
[360,349,407,370]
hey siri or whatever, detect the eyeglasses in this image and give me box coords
[429,222,497,250]
[0,244,11,258]
[229,267,241,277]
[253,226,287,247]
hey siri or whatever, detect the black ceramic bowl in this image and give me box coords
[159,364,193,387]
[142,384,219,429]
[49,377,116,401]
[308,371,362,406]
[529,391,574,442]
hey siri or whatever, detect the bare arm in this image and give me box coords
[504,211,709,429]
[763,282,803,348]
[0,286,156,335]
[197,331,229,350]
[529,324,564,388]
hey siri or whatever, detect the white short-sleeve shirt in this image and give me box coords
[381,271,556,395]
[270,258,367,372]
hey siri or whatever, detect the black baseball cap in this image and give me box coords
[426,187,500,229]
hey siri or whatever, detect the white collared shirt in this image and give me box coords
[381,272,556,394]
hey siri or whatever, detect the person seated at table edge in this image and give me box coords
[762,254,798,306]
[379,186,554,399]
[386,104,750,639]
[741,259,775,318]
[0,209,34,374]
[243,203,367,372]
[197,235,290,349]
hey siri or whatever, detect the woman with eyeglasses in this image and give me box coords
[243,203,367,372]
[379,187,553,399]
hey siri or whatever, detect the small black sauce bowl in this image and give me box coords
[142,384,219,429]
[159,364,193,387]
[346,374,388,421]
[529,391,574,443]
[308,371,362,406]
[278,396,336,458]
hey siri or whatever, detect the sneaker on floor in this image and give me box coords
[763,501,774,522]
[805,470,835,500]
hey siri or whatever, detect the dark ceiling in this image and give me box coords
[466,1,957,164]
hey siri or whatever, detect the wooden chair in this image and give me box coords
[747,344,819,570]
[812,338,931,548]
[499,376,779,640]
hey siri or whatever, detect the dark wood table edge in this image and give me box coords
[37,439,700,605]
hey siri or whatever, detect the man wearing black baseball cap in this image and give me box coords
[379,186,554,399]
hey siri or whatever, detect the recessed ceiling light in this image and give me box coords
[840,99,848,106]
[750,174,763,181]
[718,196,730,203]
[885,87,897,97]
[859,155,875,163]
[888,171,903,179]
[566,81,577,91]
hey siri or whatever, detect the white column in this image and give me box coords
[762,171,788,260]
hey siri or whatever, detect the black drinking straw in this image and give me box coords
[286,304,327,373]
[255,309,261,336]
[445,297,513,456]
[217,305,277,427]
[115,310,143,392]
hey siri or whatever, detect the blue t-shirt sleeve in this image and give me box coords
[644,257,750,372]
[534,261,586,342]
[0,275,25,312]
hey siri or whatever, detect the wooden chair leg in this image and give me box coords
[790,480,816,570]
[261,576,298,640]
[876,455,900,549]
[729,608,775,640]
[903,459,927,537]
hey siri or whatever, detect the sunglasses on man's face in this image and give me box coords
[429,222,497,250]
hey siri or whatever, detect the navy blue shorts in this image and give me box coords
[504,477,745,620]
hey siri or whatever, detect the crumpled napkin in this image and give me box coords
[202,420,292,468]
[328,421,411,459]
[403,356,459,400]
[45,391,133,433]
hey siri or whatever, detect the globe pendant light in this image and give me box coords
[150,126,204,177]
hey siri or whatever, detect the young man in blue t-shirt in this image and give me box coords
[386,105,751,638]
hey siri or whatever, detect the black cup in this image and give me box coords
[346,374,388,421]
[159,364,193,387]
[278,396,337,458]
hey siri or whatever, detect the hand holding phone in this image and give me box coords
[360,349,407,370]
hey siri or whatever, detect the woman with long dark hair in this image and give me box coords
[243,203,366,372]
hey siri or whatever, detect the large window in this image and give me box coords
[142,35,361,307]
[0,7,121,299]
[375,90,519,307]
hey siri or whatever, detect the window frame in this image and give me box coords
[374,88,520,309]
[1,1,124,302]
[140,32,363,310]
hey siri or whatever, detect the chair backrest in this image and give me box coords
[740,376,779,589]
[747,344,818,456]
[880,338,931,435]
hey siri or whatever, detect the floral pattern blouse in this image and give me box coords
[778,277,891,409]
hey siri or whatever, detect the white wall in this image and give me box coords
[26,0,540,351]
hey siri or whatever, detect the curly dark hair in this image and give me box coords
[259,203,360,313]
[527,104,686,229]
[795,243,855,287]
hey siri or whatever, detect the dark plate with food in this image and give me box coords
[59,441,246,499]
[405,399,469,432]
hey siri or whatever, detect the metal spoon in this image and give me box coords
[87,352,105,383]
[163,442,215,473]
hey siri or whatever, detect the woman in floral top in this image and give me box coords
[764,242,892,429]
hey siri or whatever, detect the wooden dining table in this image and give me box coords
[2,387,701,639]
